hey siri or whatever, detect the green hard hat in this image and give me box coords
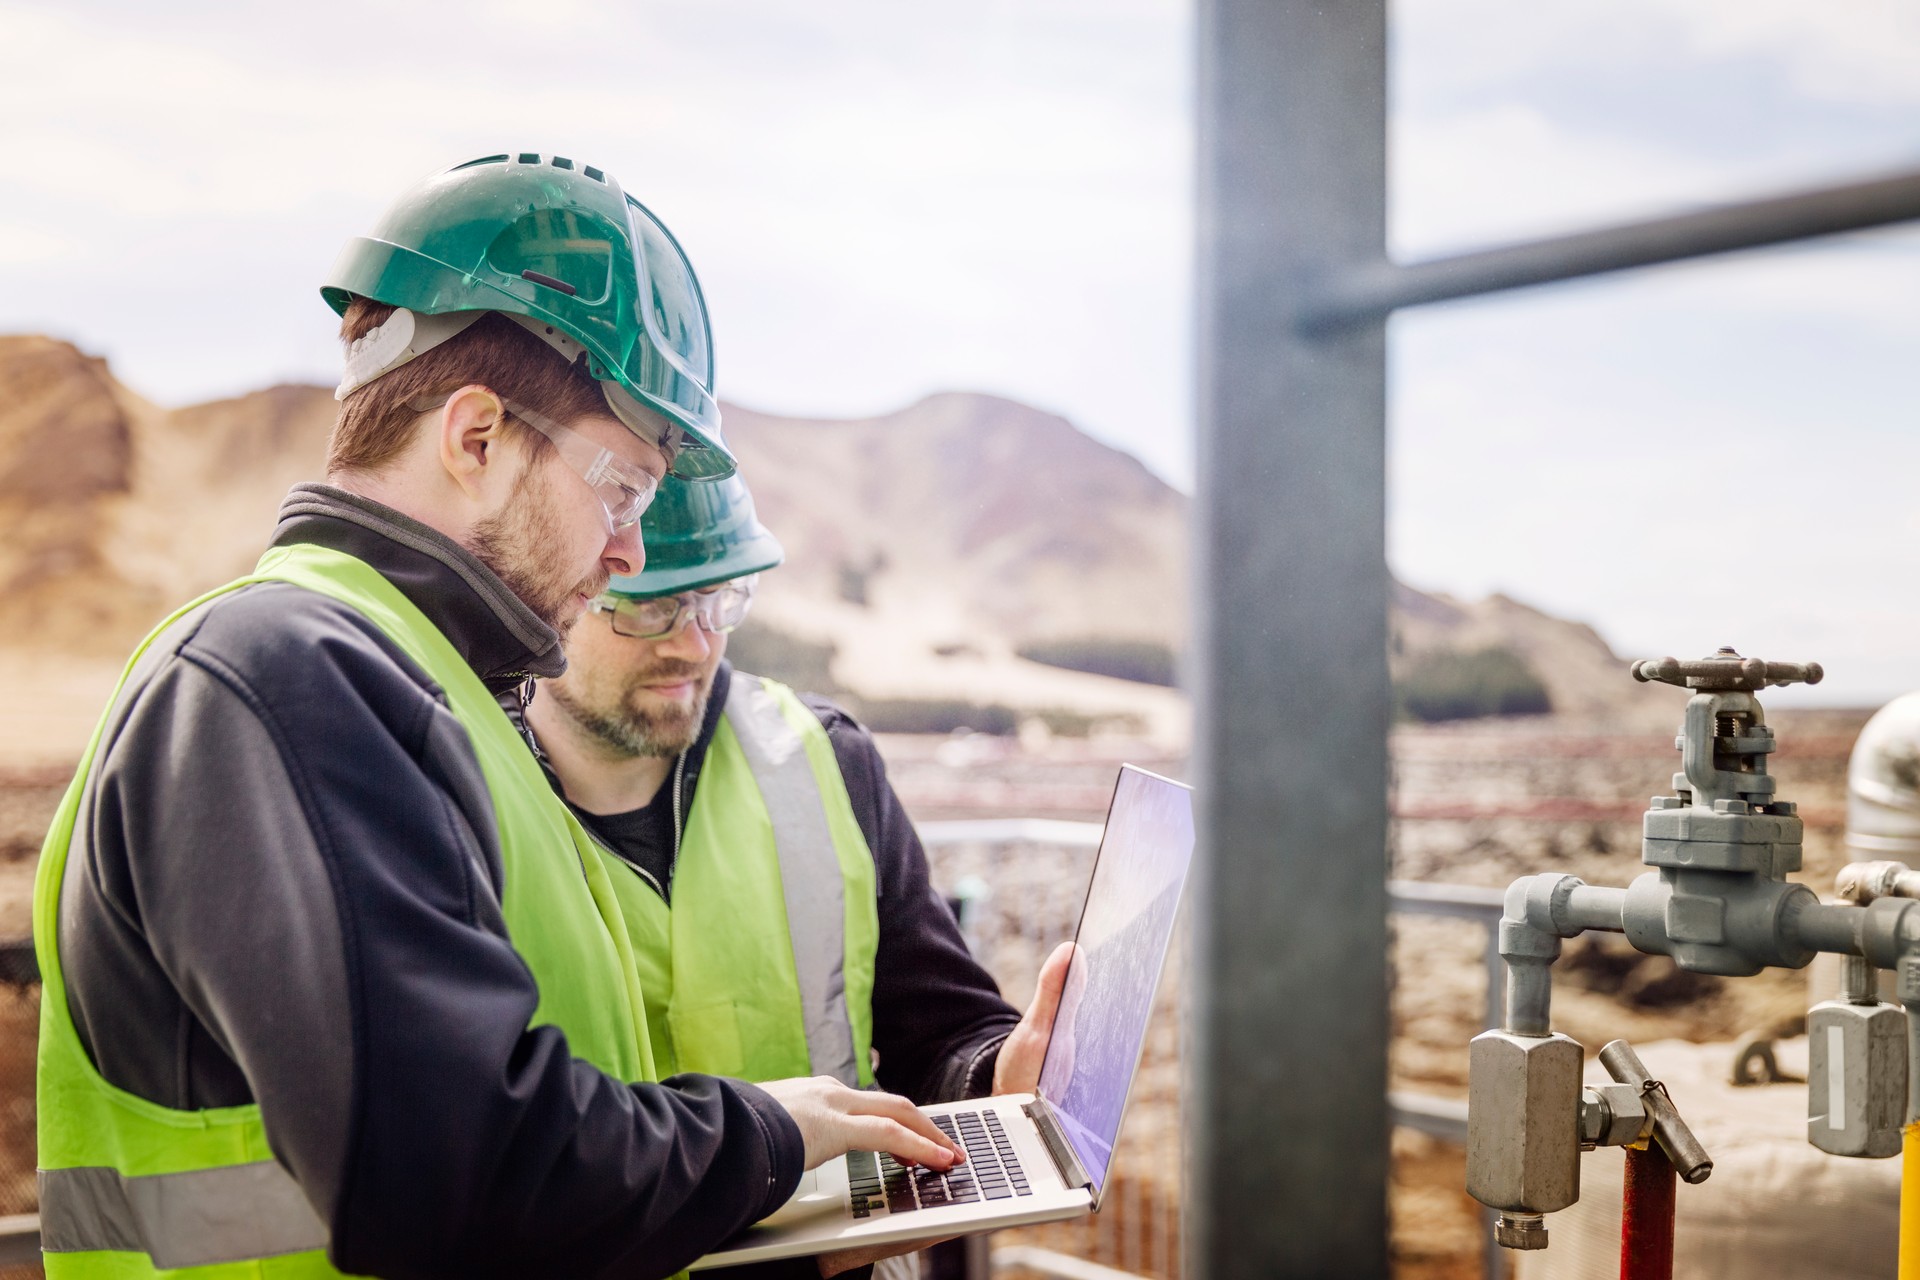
[321,151,734,479]
[607,472,784,598]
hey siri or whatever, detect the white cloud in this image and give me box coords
[1663,0,1920,105]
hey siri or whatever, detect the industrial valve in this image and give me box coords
[1465,649,1857,1263]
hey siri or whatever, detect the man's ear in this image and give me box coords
[435,385,517,503]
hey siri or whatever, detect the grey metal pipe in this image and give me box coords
[1305,166,1920,325]
[1842,956,1879,1005]
[1503,960,1553,1037]
[1790,901,1865,956]
[1561,885,1627,934]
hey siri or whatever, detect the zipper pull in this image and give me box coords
[514,677,547,760]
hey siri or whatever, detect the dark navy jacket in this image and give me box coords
[56,483,806,1279]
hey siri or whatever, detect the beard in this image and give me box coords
[468,462,608,637]
[545,659,715,759]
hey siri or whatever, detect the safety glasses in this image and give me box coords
[590,576,758,640]
[410,393,660,532]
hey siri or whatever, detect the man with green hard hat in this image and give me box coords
[517,472,1075,1277]
[33,153,962,1280]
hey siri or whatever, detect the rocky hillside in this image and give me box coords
[1390,580,1661,724]
[0,335,1651,753]
[0,336,337,657]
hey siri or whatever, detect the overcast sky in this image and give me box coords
[3,0,1918,705]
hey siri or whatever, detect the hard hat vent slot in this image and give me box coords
[453,154,509,171]
[551,156,574,170]
[517,152,540,165]
[584,166,605,183]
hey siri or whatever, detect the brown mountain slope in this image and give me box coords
[725,392,1188,647]
[1391,581,1652,723]
[0,336,1646,757]
[0,336,335,655]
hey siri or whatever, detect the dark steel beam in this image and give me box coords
[1308,167,1920,326]
[1193,0,1390,1275]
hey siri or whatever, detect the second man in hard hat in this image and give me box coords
[516,472,1074,1271]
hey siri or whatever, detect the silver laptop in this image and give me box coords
[693,764,1195,1268]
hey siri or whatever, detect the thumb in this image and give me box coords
[1025,941,1076,1030]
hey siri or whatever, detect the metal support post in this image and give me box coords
[1195,0,1389,1276]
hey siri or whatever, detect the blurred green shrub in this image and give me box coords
[725,623,844,695]
[1395,646,1552,722]
[850,698,1020,736]
[1016,636,1179,687]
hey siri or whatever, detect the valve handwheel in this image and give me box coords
[1630,646,1823,692]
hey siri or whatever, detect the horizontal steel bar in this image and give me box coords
[1308,167,1920,326]
[1390,1091,1470,1144]
[1388,879,1505,922]
[915,819,1105,849]
[0,1214,40,1267]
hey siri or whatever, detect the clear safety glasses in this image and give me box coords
[410,393,660,532]
[590,576,758,640]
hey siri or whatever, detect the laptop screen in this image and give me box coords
[1034,765,1195,1195]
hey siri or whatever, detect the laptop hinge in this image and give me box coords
[1022,1097,1092,1192]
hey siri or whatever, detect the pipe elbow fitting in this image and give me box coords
[1500,873,1584,959]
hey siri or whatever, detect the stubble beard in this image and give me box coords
[546,667,713,760]
[469,460,609,637]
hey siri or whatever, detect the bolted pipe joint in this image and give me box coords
[1580,1082,1653,1149]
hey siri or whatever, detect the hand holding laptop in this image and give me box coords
[759,1076,967,1172]
[992,941,1077,1096]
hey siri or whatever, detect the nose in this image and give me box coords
[601,520,644,579]
[657,612,714,661]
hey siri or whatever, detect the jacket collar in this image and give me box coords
[270,482,566,692]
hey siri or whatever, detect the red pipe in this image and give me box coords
[1619,1143,1676,1280]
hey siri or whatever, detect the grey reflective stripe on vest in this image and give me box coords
[724,677,860,1085]
[39,1161,328,1266]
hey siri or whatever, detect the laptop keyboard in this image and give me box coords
[845,1110,1033,1218]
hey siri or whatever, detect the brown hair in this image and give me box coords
[327,299,612,476]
